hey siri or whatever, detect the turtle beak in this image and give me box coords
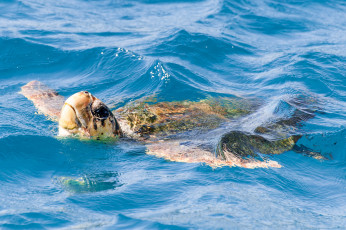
[59,91,122,138]
[59,91,94,132]
[72,92,94,129]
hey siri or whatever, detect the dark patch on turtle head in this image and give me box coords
[91,100,110,120]
[91,100,110,130]
[90,99,123,137]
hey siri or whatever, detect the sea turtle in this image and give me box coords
[21,80,324,169]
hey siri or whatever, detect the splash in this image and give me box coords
[150,61,170,81]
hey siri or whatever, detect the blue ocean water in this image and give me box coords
[0,0,345,229]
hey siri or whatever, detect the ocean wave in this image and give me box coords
[0,0,345,228]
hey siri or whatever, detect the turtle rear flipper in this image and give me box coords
[292,144,327,160]
[217,131,299,158]
[216,131,303,168]
[20,80,65,121]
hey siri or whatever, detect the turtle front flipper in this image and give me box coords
[20,80,65,121]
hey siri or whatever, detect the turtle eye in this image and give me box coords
[93,106,109,119]
[83,91,89,94]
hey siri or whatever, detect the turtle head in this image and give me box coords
[58,91,122,138]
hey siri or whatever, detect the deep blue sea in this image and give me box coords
[0,0,345,229]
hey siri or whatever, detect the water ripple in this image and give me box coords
[0,0,345,229]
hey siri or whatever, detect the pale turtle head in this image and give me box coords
[58,91,122,138]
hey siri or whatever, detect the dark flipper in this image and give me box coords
[217,130,327,161]
[216,131,301,160]
[292,144,327,160]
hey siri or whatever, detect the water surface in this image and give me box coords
[0,0,345,229]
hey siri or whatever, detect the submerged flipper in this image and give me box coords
[217,130,326,161]
[57,172,121,193]
[292,144,327,160]
[217,131,301,160]
[20,81,65,121]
